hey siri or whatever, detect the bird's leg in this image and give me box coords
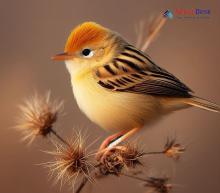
[96,127,140,161]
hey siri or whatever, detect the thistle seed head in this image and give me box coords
[15,92,63,144]
[145,177,172,193]
[45,134,93,186]
[99,143,143,175]
[164,138,185,160]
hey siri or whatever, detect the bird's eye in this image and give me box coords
[81,48,94,58]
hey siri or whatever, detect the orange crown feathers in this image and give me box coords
[64,22,108,53]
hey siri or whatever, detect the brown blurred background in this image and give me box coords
[0,0,220,193]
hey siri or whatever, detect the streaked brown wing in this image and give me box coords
[94,45,192,97]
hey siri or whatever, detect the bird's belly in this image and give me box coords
[72,77,162,133]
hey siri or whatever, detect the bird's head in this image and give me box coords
[52,22,124,77]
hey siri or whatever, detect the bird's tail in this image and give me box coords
[184,96,220,113]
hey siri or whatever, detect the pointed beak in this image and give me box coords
[51,52,73,61]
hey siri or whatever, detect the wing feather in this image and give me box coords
[94,45,192,97]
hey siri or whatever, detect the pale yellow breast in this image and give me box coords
[71,72,162,132]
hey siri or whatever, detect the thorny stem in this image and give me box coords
[50,128,70,147]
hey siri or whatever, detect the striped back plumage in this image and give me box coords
[95,44,192,97]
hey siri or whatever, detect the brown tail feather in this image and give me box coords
[184,96,220,113]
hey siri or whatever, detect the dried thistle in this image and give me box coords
[164,138,185,160]
[99,143,143,176]
[15,92,63,144]
[120,143,144,168]
[45,134,93,186]
[145,177,172,193]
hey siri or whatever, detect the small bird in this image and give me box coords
[52,22,220,155]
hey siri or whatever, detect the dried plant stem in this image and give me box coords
[75,177,89,193]
[50,128,70,147]
[122,172,149,183]
[75,165,144,193]
[142,151,164,156]
[141,16,167,52]
[76,172,150,191]
[75,164,100,193]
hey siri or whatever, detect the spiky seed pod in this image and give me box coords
[15,92,63,143]
[99,144,143,175]
[99,148,124,175]
[145,177,172,193]
[164,138,185,160]
[45,135,93,186]
[120,143,143,168]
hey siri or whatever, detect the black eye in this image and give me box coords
[82,49,91,56]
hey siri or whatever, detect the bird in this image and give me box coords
[52,21,220,157]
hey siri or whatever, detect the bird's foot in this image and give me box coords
[96,127,140,162]
[96,131,126,162]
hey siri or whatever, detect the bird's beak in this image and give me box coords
[51,52,73,61]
